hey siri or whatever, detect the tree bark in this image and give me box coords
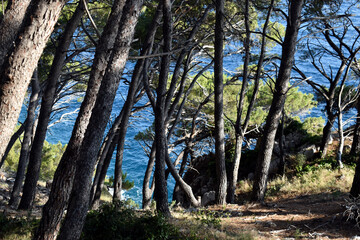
[142,142,156,209]
[251,0,303,202]
[57,1,142,239]
[0,0,67,163]
[90,111,123,206]
[9,72,40,207]
[214,0,227,205]
[0,0,31,67]
[18,0,87,210]
[113,2,161,201]
[153,0,172,217]
[35,1,126,239]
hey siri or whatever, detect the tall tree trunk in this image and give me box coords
[9,72,40,207]
[0,0,67,162]
[91,136,118,209]
[18,0,87,210]
[90,111,123,206]
[57,1,142,239]
[214,0,227,205]
[153,0,172,217]
[113,2,161,201]
[35,1,126,239]
[251,0,303,202]
[228,0,250,204]
[0,0,31,67]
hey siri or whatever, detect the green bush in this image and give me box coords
[81,201,186,240]
[4,130,66,181]
[0,213,38,239]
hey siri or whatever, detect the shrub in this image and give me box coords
[81,201,185,240]
[0,213,38,239]
[4,136,66,181]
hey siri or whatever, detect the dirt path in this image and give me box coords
[214,193,360,239]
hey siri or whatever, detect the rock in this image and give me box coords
[201,191,215,206]
[300,144,318,160]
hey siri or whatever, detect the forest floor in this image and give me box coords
[169,191,360,239]
[1,170,360,239]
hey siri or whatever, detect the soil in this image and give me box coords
[208,192,360,239]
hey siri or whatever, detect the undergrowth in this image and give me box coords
[238,159,354,200]
[0,213,38,240]
[81,200,191,240]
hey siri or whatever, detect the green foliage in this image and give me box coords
[81,201,185,240]
[4,131,66,181]
[192,209,222,229]
[186,72,317,136]
[105,173,135,191]
[0,213,38,239]
[40,141,66,180]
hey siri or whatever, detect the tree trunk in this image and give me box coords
[251,0,303,202]
[57,1,142,239]
[0,0,31,67]
[35,1,126,239]
[90,111,123,206]
[113,2,161,201]
[142,142,156,209]
[153,0,172,217]
[9,72,40,207]
[0,0,67,162]
[320,113,336,158]
[214,0,227,205]
[18,0,87,210]
[228,0,251,204]
[91,136,118,209]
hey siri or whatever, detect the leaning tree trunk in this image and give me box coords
[214,0,227,205]
[251,0,304,202]
[35,1,126,239]
[113,3,161,201]
[57,1,142,239]
[0,0,31,67]
[0,0,67,163]
[90,111,123,207]
[18,0,87,210]
[142,142,156,209]
[9,73,40,207]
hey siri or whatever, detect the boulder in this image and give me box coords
[300,144,318,160]
[201,191,215,206]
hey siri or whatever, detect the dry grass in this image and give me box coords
[237,165,354,201]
